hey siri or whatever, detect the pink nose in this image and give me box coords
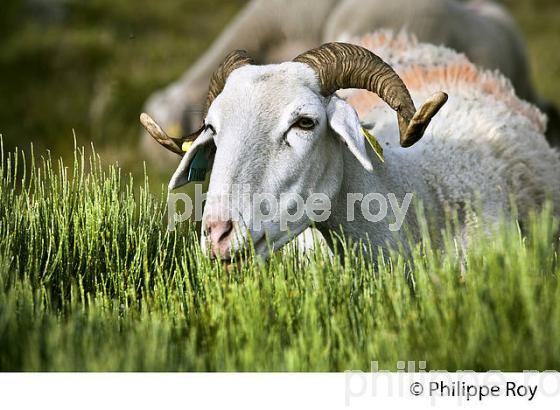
[205,218,234,258]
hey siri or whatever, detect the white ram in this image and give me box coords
[142,32,560,261]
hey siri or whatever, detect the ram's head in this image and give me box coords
[142,43,447,261]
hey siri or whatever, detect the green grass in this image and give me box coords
[1,145,559,371]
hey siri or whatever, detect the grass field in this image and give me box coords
[1,146,559,371]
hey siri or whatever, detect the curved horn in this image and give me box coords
[142,50,254,156]
[205,49,254,113]
[294,42,447,147]
[140,113,185,156]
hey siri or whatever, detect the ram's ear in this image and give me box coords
[168,132,215,190]
[326,96,374,172]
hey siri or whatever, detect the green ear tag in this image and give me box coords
[361,127,384,163]
[186,147,211,182]
[175,140,211,224]
[181,140,211,183]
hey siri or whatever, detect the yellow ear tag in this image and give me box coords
[182,140,194,153]
[361,127,384,163]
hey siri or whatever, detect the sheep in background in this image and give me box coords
[142,32,560,261]
[142,0,559,167]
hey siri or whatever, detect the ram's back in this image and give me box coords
[344,31,560,219]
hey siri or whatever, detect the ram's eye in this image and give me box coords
[293,117,316,130]
[204,123,216,134]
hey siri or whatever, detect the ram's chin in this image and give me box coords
[251,223,312,260]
